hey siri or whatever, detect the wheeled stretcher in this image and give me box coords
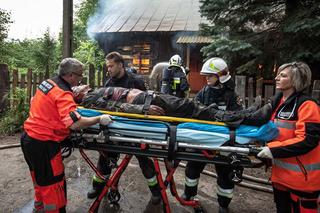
[65,108,278,213]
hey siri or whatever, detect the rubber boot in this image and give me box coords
[218,206,229,213]
[216,102,272,127]
[242,103,272,126]
[245,96,262,113]
[149,184,162,205]
[87,179,106,199]
[181,185,198,201]
[217,194,231,213]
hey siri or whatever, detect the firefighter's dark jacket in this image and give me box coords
[194,79,242,111]
[105,71,146,91]
[268,91,320,192]
[161,66,189,98]
[24,76,80,142]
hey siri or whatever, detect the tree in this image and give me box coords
[74,0,99,48]
[0,9,12,43]
[33,29,59,77]
[73,0,105,69]
[0,9,12,63]
[199,0,320,78]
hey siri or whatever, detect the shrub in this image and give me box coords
[0,88,29,135]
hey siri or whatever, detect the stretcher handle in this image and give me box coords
[249,147,263,156]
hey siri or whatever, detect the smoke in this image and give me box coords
[86,0,150,40]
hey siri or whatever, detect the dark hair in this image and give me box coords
[106,51,124,66]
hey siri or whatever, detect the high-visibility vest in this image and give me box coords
[268,92,320,192]
[24,76,80,142]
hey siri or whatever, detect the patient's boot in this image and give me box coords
[245,96,262,113]
[213,103,272,127]
[242,103,272,126]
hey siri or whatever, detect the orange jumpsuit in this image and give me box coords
[268,92,320,212]
[21,76,80,213]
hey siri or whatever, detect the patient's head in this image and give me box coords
[72,85,91,103]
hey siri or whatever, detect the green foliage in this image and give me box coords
[32,29,60,77]
[74,0,99,49]
[0,9,12,43]
[2,30,60,76]
[0,88,29,135]
[0,9,12,62]
[199,0,320,77]
[2,0,103,76]
[74,40,105,69]
[73,0,104,69]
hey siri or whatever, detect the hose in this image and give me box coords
[165,160,273,194]
[0,143,21,150]
[0,143,273,193]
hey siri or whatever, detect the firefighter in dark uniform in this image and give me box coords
[161,54,189,98]
[20,58,112,213]
[182,57,244,213]
[87,52,162,205]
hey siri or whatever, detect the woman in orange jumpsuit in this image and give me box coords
[258,62,320,213]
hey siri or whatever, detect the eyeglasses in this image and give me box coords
[72,72,84,77]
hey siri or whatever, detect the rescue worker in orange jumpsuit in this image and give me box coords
[20,58,112,213]
[257,62,320,213]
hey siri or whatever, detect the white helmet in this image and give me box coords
[169,54,182,68]
[200,57,231,83]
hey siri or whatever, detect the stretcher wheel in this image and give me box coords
[107,190,121,204]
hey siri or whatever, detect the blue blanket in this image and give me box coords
[77,108,278,147]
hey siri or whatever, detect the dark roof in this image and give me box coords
[90,0,209,33]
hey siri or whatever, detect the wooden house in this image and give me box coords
[90,0,212,92]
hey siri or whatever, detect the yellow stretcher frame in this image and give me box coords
[77,106,226,126]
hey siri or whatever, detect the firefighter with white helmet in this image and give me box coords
[200,57,231,83]
[161,54,189,98]
[182,57,244,213]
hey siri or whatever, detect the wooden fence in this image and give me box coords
[0,63,319,112]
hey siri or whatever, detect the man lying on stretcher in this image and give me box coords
[73,85,272,127]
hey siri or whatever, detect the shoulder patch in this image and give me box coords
[38,80,54,94]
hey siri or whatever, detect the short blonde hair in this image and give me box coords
[277,61,312,93]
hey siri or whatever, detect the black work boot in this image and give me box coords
[242,103,272,126]
[217,194,231,213]
[218,206,229,213]
[181,185,198,201]
[149,184,162,205]
[245,95,262,113]
[214,102,272,127]
[87,180,106,199]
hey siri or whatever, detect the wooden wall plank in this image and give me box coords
[312,80,320,102]
[20,74,26,88]
[0,64,10,112]
[26,69,33,102]
[247,77,254,107]
[89,64,95,88]
[235,75,246,107]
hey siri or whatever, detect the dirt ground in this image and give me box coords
[0,133,276,213]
